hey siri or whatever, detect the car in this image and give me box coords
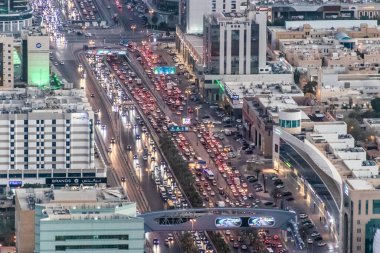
[54,62,59,66]
[282,191,292,197]
[314,236,323,241]
[111,138,115,143]
[136,134,141,140]
[311,232,321,237]
[168,234,174,241]
[233,242,239,248]
[133,154,138,159]
[317,241,326,247]
[121,177,126,182]
[225,230,231,235]
[299,213,308,219]
[90,93,95,97]
[241,244,248,250]
[60,61,64,65]
[276,184,285,189]
[127,145,132,151]
[164,239,169,246]
[143,156,148,161]
[153,238,159,245]
[307,238,314,244]
[264,201,274,206]
[286,197,294,201]
[107,146,112,152]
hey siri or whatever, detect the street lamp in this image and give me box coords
[131,24,136,41]
[149,9,154,29]
[190,218,196,232]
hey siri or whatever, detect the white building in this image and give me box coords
[203,11,268,75]
[15,188,143,253]
[21,26,50,87]
[0,88,97,190]
[181,0,246,34]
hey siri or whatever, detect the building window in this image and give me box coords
[366,200,369,215]
[52,119,56,124]
[357,228,361,233]
[357,246,361,251]
[275,144,279,153]
[357,237,361,242]
[66,164,70,169]
[358,200,361,215]
[373,200,380,214]
[357,220,361,225]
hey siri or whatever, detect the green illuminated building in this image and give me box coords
[21,27,50,87]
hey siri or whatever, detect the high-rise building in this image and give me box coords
[21,27,50,87]
[179,0,246,34]
[203,11,267,75]
[0,35,14,89]
[0,0,32,32]
[0,88,97,192]
[15,188,144,253]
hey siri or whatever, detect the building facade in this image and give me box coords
[0,35,14,89]
[0,88,97,191]
[203,11,267,75]
[179,0,245,34]
[21,27,50,87]
[15,188,143,253]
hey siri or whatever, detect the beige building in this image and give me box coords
[0,35,14,89]
[270,21,380,49]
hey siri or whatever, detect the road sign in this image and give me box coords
[154,66,176,75]
[169,126,189,132]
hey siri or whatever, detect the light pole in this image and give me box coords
[131,24,136,41]
[149,9,154,30]
[190,219,196,232]
[185,89,191,117]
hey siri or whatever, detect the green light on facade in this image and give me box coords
[285,161,292,168]
[29,68,50,87]
[214,80,224,92]
[13,50,21,65]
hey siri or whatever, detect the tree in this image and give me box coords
[151,14,159,28]
[294,69,301,84]
[303,81,317,95]
[180,233,198,253]
[371,97,380,112]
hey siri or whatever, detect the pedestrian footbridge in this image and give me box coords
[138,208,296,232]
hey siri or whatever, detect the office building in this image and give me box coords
[179,0,245,34]
[21,26,50,87]
[0,35,14,89]
[0,88,98,192]
[0,0,32,32]
[15,187,143,253]
[203,10,267,75]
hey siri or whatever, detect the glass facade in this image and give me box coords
[373,200,380,214]
[365,219,380,253]
[279,119,301,128]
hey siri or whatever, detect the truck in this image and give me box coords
[217,201,225,207]
[136,78,142,85]
[204,169,215,180]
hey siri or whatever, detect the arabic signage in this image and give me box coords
[215,217,242,228]
[46,177,107,186]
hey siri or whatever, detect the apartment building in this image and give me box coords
[0,88,97,191]
[15,187,143,253]
[0,0,32,32]
[273,118,380,253]
[203,11,267,75]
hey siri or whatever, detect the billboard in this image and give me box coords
[46,177,107,186]
[182,117,191,125]
[169,126,189,132]
[215,217,242,228]
[248,216,275,227]
[154,66,176,75]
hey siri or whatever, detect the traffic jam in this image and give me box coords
[84,51,214,251]
[122,42,294,252]
[86,38,325,251]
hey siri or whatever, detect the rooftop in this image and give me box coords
[347,179,375,191]
[16,187,128,211]
[0,88,92,114]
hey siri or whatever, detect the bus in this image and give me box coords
[204,169,215,180]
